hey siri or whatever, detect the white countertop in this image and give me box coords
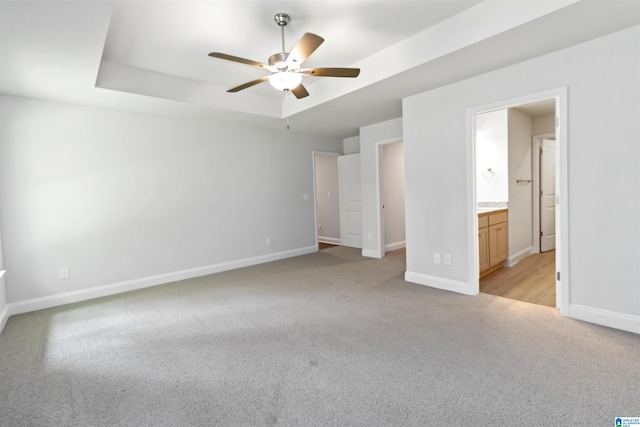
[477,207,507,214]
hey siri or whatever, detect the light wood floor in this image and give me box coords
[480,250,556,307]
[318,242,339,250]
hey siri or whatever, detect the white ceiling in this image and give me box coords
[1,1,639,139]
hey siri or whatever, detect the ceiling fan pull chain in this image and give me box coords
[285,91,290,130]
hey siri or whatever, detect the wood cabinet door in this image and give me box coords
[478,227,490,273]
[489,223,508,266]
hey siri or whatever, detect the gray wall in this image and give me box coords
[403,26,640,331]
[0,96,341,306]
[533,113,555,135]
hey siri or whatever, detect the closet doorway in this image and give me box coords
[313,152,341,250]
[378,140,406,257]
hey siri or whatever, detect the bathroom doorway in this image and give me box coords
[472,94,564,309]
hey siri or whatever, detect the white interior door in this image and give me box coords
[540,138,556,252]
[338,153,363,248]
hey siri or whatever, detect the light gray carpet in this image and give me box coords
[1,247,638,426]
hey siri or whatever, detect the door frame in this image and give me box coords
[374,138,404,258]
[466,87,569,314]
[532,132,556,254]
[312,151,341,250]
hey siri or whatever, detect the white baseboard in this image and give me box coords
[405,270,476,296]
[0,305,8,335]
[385,240,406,252]
[0,270,7,334]
[318,236,341,245]
[362,249,382,259]
[569,304,640,335]
[504,246,534,267]
[5,245,317,319]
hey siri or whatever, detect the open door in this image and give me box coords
[540,138,556,252]
[338,153,363,249]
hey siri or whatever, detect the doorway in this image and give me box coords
[313,152,341,250]
[470,89,568,312]
[379,141,406,257]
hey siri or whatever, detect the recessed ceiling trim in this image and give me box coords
[282,0,581,117]
[96,60,282,118]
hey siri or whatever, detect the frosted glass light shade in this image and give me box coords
[269,71,302,91]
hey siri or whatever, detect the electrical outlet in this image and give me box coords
[59,267,70,280]
[266,237,272,246]
[303,193,309,201]
[444,254,452,265]
[433,253,441,264]
[318,224,322,231]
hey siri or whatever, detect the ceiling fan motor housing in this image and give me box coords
[274,13,290,26]
[268,52,289,70]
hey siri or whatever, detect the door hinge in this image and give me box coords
[556,117,559,128]
[557,271,561,281]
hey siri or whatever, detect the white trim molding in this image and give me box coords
[405,270,476,296]
[385,240,406,252]
[504,246,534,267]
[569,304,640,335]
[0,305,8,335]
[5,245,317,319]
[318,236,341,245]
[0,270,7,334]
[362,249,383,259]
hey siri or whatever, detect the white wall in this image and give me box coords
[315,154,341,244]
[403,26,640,332]
[359,118,403,258]
[476,110,508,202]
[381,141,406,251]
[507,109,534,262]
[0,139,8,332]
[0,95,341,311]
[343,136,360,155]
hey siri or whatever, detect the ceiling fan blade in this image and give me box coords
[208,52,271,70]
[227,76,270,93]
[286,33,324,67]
[301,67,360,78]
[291,84,309,99]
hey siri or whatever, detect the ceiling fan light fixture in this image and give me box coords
[209,12,359,99]
[269,71,302,91]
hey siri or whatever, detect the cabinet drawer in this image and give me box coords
[489,211,507,225]
[478,215,489,228]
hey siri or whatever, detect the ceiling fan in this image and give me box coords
[208,13,360,99]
